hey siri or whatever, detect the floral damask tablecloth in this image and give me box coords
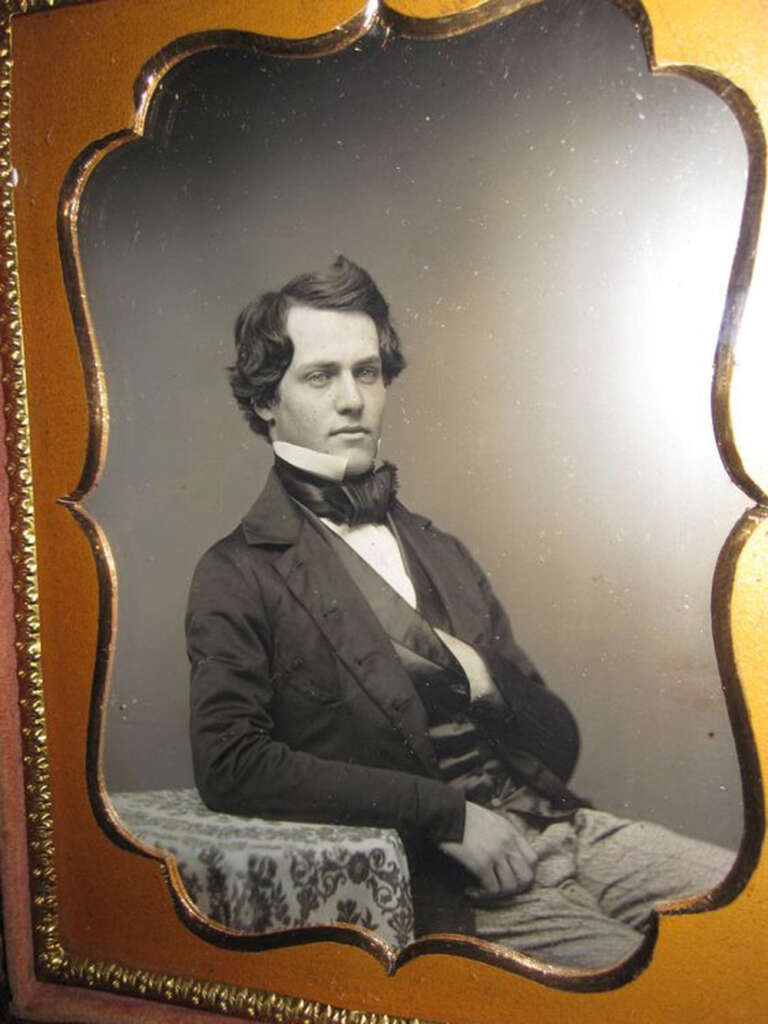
[110,789,414,951]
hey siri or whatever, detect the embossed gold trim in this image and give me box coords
[6,0,86,15]
[39,954,430,1024]
[0,0,58,979]
[2,0,764,1018]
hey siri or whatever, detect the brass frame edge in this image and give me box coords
[710,507,766,895]
[1,0,764,1018]
[58,2,667,997]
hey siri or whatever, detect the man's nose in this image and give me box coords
[334,372,364,413]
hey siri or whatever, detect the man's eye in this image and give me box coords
[306,372,330,386]
[357,366,381,382]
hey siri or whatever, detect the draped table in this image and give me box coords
[110,789,414,951]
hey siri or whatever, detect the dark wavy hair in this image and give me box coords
[229,256,406,438]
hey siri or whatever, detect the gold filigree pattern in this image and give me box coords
[6,0,91,14]
[0,0,60,975]
[41,948,427,1023]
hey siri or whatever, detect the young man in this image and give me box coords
[187,256,733,968]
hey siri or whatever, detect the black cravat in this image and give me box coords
[274,457,398,526]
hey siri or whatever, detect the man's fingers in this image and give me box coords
[492,856,520,893]
[503,825,537,869]
[486,826,536,893]
[440,801,540,892]
[491,845,535,894]
[504,849,534,891]
[478,864,501,893]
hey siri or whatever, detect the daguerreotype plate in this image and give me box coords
[1,1,767,1022]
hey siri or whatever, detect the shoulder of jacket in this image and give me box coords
[194,523,277,579]
[392,500,470,555]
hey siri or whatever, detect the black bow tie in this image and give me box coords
[275,458,399,527]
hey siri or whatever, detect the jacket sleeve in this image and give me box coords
[448,536,581,784]
[186,541,466,843]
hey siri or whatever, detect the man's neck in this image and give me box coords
[273,443,397,528]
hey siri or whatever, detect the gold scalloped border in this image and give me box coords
[58,2,664,994]
[1,0,764,1019]
[54,16,666,995]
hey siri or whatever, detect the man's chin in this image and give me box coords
[340,447,377,478]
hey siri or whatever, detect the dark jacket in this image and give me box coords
[187,470,580,850]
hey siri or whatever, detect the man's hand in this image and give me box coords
[435,628,502,704]
[439,801,537,895]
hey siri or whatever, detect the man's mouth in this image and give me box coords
[331,427,369,436]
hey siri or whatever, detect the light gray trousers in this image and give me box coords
[472,808,736,968]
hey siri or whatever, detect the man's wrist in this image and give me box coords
[416,776,466,843]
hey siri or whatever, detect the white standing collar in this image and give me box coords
[272,441,348,482]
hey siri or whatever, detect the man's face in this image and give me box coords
[260,305,386,477]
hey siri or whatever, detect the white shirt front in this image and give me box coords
[321,518,418,610]
[273,442,496,699]
[274,440,418,608]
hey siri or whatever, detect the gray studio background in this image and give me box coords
[80,0,748,848]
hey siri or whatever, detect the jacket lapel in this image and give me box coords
[391,502,490,646]
[321,522,463,679]
[241,471,439,775]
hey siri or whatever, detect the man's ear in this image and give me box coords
[252,398,276,428]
